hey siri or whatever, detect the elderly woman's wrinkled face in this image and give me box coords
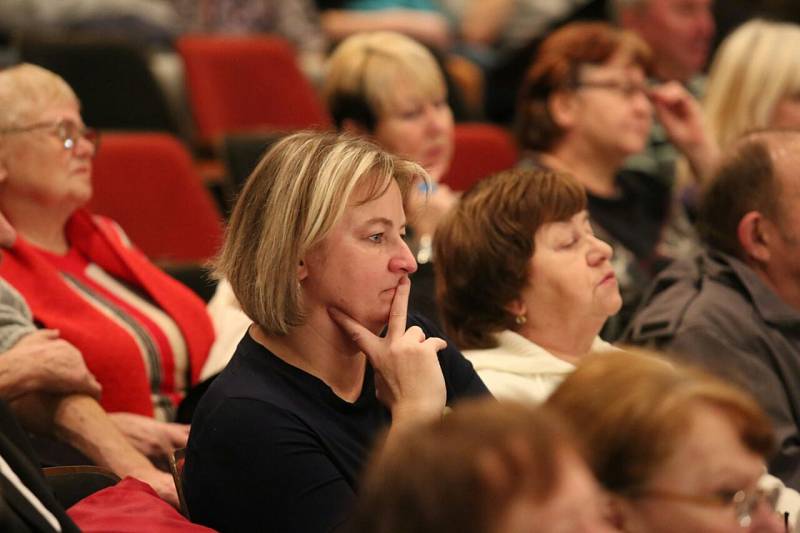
[520,210,621,329]
[372,82,453,182]
[618,403,783,533]
[495,451,617,533]
[0,100,95,211]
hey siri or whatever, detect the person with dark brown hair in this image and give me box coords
[625,129,800,490]
[350,399,615,533]
[516,21,717,339]
[435,168,619,403]
[547,349,786,533]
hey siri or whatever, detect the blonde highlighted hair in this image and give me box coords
[323,31,447,130]
[705,19,800,151]
[215,131,426,335]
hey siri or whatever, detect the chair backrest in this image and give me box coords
[221,131,287,192]
[89,132,224,264]
[168,447,189,518]
[441,123,519,192]
[18,33,182,138]
[43,465,120,510]
[177,34,331,147]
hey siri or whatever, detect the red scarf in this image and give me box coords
[0,210,214,416]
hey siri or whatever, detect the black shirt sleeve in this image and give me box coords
[408,313,492,402]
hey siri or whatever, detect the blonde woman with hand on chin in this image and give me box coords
[183,131,487,532]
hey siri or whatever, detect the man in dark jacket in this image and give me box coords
[625,129,800,489]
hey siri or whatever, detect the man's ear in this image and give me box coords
[738,211,773,264]
[341,119,369,136]
[548,90,578,130]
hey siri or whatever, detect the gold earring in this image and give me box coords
[515,314,527,325]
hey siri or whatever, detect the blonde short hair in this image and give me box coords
[323,31,447,130]
[705,19,800,151]
[0,63,78,130]
[546,349,774,496]
[215,131,426,335]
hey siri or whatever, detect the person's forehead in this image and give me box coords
[655,404,762,490]
[581,59,645,79]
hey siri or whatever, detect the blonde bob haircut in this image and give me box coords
[546,349,774,497]
[0,63,79,130]
[705,19,800,151]
[323,31,447,131]
[215,131,426,335]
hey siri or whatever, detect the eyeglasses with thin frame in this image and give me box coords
[0,119,100,152]
[573,79,651,99]
[633,485,783,530]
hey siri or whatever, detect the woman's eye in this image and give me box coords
[559,238,578,249]
[368,233,384,243]
[400,107,423,120]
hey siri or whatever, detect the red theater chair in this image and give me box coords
[89,132,224,265]
[177,34,331,147]
[441,123,519,192]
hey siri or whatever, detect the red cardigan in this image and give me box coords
[0,210,214,416]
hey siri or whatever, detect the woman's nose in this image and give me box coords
[587,235,613,266]
[74,134,96,158]
[425,104,451,134]
[389,238,418,275]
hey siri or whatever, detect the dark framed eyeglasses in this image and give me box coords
[0,119,100,152]
[573,79,651,99]
[634,485,783,529]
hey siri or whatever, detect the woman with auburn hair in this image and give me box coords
[434,168,619,403]
[350,399,615,533]
[516,21,717,339]
[546,350,787,533]
[183,131,487,531]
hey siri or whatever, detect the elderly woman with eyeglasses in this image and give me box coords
[0,64,214,470]
[547,350,792,533]
[517,21,718,340]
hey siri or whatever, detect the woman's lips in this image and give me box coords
[599,272,617,286]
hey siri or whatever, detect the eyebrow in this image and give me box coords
[362,217,407,229]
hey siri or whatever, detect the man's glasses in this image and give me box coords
[574,79,651,99]
[0,119,99,152]
[634,485,783,529]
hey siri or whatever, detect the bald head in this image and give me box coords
[699,129,800,310]
[699,130,800,258]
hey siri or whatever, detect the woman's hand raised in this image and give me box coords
[329,276,447,424]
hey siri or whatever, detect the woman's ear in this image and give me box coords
[738,211,772,264]
[548,89,578,130]
[341,119,369,136]
[297,259,309,282]
[606,494,635,532]
[505,299,527,320]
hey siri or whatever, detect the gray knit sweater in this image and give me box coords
[0,279,35,353]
